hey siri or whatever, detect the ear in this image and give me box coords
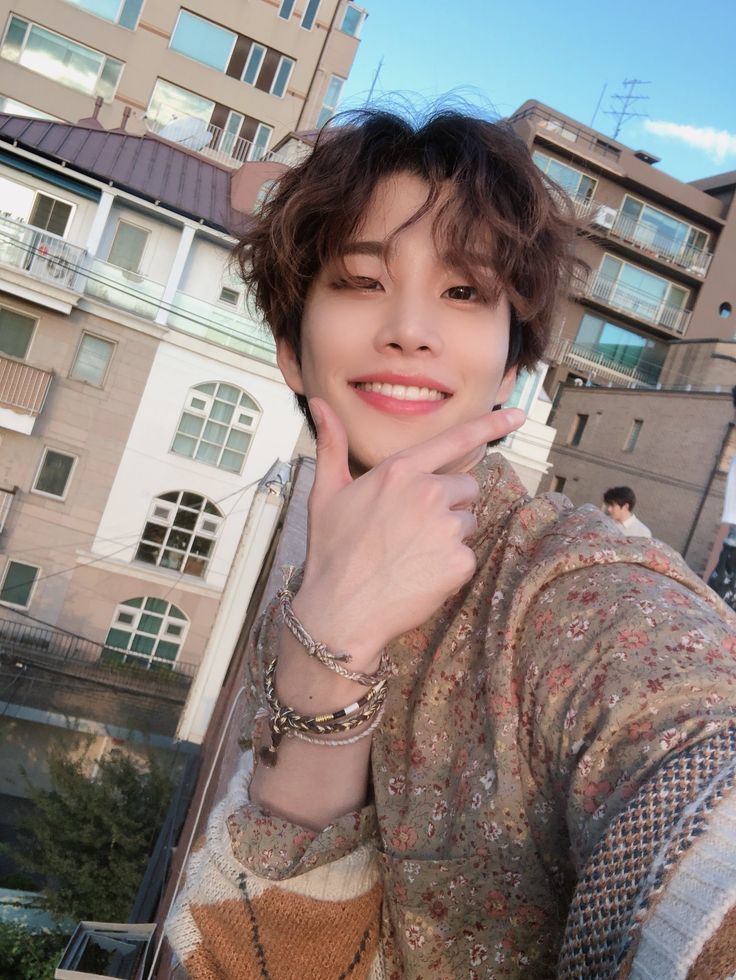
[497,366,518,406]
[275,338,305,395]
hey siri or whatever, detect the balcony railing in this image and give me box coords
[545,335,658,387]
[168,290,277,363]
[84,257,165,319]
[509,105,621,162]
[0,215,87,290]
[145,116,292,170]
[608,212,713,277]
[0,354,53,414]
[581,272,691,335]
[0,487,14,532]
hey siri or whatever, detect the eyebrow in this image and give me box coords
[340,240,386,259]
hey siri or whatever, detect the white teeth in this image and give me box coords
[354,382,447,401]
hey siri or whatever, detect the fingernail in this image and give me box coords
[501,408,526,425]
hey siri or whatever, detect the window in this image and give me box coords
[0,307,36,359]
[340,3,367,37]
[218,287,240,306]
[317,75,344,128]
[301,0,321,29]
[63,0,144,29]
[171,382,260,473]
[170,11,236,71]
[617,196,709,270]
[594,255,689,332]
[107,220,148,274]
[533,151,596,201]
[269,55,294,97]
[624,419,643,453]
[278,0,297,18]
[552,476,567,493]
[135,491,222,577]
[103,596,188,670]
[242,43,266,85]
[0,97,59,119]
[1,16,124,101]
[69,333,115,385]
[574,313,667,385]
[32,448,76,498]
[28,193,73,237]
[568,414,588,447]
[0,560,39,608]
[251,122,273,161]
[146,79,215,129]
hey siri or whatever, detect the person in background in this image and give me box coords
[603,484,652,538]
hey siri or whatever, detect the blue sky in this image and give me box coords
[340,0,736,183]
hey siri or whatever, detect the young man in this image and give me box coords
[603,486,652,539]
[166,111,736,979]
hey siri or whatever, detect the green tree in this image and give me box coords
[0,921,68,980]
[18,749,173,923]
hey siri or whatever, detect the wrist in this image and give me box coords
[291,587,385,669]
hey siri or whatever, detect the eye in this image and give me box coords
[331,275,383,292]
[443,285,478,301]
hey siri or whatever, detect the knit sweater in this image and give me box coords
[166,455,736,979]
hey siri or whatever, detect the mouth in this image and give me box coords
[351,381,449,402]
[348,376,452,415]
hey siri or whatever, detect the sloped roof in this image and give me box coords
[0,114,240,233]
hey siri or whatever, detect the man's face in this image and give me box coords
[604,501,630,524]
[277,172,517,476]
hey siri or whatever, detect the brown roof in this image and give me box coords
[0,114,241,232]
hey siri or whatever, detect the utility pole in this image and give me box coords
[604,79,651,139]
[365,57,384,105]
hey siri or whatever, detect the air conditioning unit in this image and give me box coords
[591,205,617,230]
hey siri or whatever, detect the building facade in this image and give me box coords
[0,0,366,165]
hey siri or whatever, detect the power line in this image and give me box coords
[604,79,651,140]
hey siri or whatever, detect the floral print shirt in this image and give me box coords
[229,454,736,979]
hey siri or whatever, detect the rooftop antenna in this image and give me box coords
[365,57,384,105]
[604,78,651,139]
[589,82,607,130]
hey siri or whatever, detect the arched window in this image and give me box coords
[171,382,260,473]
[102,596,188,670]
[135,491,222,577]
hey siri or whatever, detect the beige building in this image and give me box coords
[0,0,366,163]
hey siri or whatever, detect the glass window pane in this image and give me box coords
[210,400,234,424]
[34,450,75,496]
[220,449,245,473]
[145,597,168,613]
[341,5,363,36]
[278,0,296,18]
[159,549,183,570]
[135,542,160,564]
[178,413,204,437]
[154,640,179,660]
[225,429,250,452]
[166,623,183,636]
[195,442,220,464]
[301,0,320,29]
[139,613,163,632]
[96,57,123,101]
[117,611,135,625]
[1,17,29,62]
[146,79,214,127]
[216,384,240,403]
[242,44,265,85]
[167,530,191,551]
[190,536,213,557]
[170,11,235,71]
[180,492,204,509]
[123,597,143,609]
[171,434,196,457]
[271,57,293,97]
[22,26,103,98]
[70,334,114,385]
[1,561,38,606]
[202,420,227,444]
[118,0,144,29]
[0,307,35,359]
[65,0,121,22]
[130,633,155,655]
[108,222,148,273]
[173,508,197,531]
[29,194,72,236]
[169,605,186,620]
[141,522,167,545]
[105,628,131,650]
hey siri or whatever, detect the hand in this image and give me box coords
[292,397,526,670]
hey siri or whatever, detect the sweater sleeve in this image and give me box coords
[516,561,736,979]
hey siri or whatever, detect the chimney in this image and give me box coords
[119,106,131,131]
[92,96,103,121]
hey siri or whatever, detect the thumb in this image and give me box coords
[309,398,352,502]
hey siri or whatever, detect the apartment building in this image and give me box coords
[0,0,366,166]
[0,113,307,803]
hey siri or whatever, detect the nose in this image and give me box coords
[373,292,443,356]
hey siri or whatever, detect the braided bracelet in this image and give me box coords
[258,657,387,766]
[289,705,385,747]
[278,588,395,686]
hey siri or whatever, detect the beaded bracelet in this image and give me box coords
[277,588,395,686]
[257,656,387,766]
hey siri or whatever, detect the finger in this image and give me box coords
[427,473,480,510]
[309,397,353,504]
[401,408,526,475]
[453,510,478,541]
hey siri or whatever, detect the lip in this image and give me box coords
[349,374,452,416]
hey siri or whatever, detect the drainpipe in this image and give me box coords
[175,459,292,743]
[295,0,342,130]
[682,421,734,567]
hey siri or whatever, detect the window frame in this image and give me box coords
[269,55,295,98]
[624,419,643,453]
[134,491,223,579]
[249,122,273,161]
[533,150,597,201]
[340,2,367,37]
[300,0,321,29]
[1,16,124,102]
[317,74,345,128]
[242,42,266,85]
[278,0,297,19]
[68,331,116,387]
[60,0,144,30]
[568,413,589,447]
[31,447,78,500]
[107,218,150,275]
[0,304,38,361]
[0,559,40,609]
[169,9,237,72]
[104,596,190,670]
[597,253,691,316]
[619,194,710,258]
[29,190,75,237]
[170,382,261,474]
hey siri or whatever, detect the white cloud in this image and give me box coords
[643,120,736,163]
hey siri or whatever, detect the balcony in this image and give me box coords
[168,290,277,364]
[509,105,621,164]
[545,335,657,387]
[606,212,713,277]
[145,115,291,171]
[579,272,691,336]
[0,215,87,312]
[0,354,53,434]
[84,257,165,320]
[0,486,14,531]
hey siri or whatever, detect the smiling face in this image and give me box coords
[276,173,517,475]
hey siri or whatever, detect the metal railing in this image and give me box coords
[0,487,14,532]
[509,105,621,162]
[581,271,691,335]
[145,116,292,170]
[168,289,277,364]
[0,215,87,290]
[0,615,197,681]
[607,212,713,276]
[545,335,659,387]
[0,354,52,415]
